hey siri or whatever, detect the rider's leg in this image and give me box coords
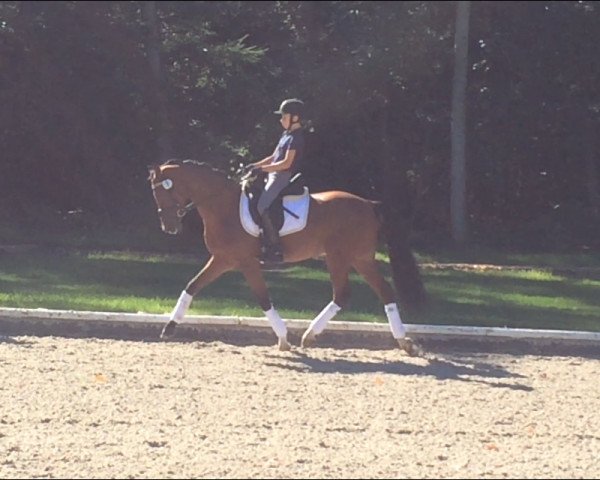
[257,172,292,262]
[259,213,282,260]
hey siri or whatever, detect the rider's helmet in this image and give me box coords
[274,98,305,119]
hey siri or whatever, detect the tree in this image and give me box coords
[450,0,470,244]
[142,1,173,162]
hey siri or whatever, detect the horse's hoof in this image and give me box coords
[301,331,317,348]
[397,337,421,357]
[278,337,292,351]
[160,320,178,339]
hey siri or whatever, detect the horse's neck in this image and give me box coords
[186,168,239,221]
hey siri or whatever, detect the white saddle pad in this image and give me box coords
[239,187,310,237]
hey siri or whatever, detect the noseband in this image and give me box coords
[151,179,195,218]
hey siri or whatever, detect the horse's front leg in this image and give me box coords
[160,255,232,339]
[240,260,291,351]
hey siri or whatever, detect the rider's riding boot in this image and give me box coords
[259,213,283,264]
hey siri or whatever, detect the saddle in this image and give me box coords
[240,173,310,237]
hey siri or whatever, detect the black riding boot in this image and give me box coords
[259,213,283,264]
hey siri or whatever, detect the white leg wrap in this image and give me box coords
[308,301,341,335]
[170,290,193,321]
[264,306,287,339]
[385,303,406,339]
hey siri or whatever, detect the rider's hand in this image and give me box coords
[244,165,262,176]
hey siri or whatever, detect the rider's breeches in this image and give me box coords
[257,171,292,215]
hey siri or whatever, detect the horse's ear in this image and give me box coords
[147,165,159,181]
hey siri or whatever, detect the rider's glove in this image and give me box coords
[245,166,262,176]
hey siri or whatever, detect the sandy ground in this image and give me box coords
[0,335,599,479]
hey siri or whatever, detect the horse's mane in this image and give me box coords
[163,158,229,177]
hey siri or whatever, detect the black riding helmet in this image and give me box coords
[274,98,305,118]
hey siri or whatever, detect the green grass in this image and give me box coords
[1,250,599,332]
[414,245,600,270]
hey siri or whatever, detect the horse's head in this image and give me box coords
[147,163,194,235]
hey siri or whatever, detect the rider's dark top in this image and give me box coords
[273,128,305,175]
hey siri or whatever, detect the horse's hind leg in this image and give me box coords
[160,255,232,339]
[240,260,291,351]
[352,258,420,356]
[301,254,350,348]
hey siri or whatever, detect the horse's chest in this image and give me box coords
[202,222,239,253]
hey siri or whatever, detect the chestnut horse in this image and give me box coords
[148,160,426,354]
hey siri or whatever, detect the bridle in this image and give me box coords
[151,178,195,219]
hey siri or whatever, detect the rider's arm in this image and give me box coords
[250,153,275,168]
[261,149,296,173]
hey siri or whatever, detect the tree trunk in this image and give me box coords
[379,87,414,237]
[584,119,600,220]
[450,0,470,244]
[142,1,173,162]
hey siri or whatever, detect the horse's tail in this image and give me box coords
[373,201,427,315]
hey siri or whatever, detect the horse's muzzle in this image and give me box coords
[159,217,182,235]
[162,224,181,235]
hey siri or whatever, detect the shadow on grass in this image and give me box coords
[422,270,600,332]
[429,270,600,307]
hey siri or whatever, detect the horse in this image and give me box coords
[147,159,427,355]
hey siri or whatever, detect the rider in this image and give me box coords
[246,98,306,265]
